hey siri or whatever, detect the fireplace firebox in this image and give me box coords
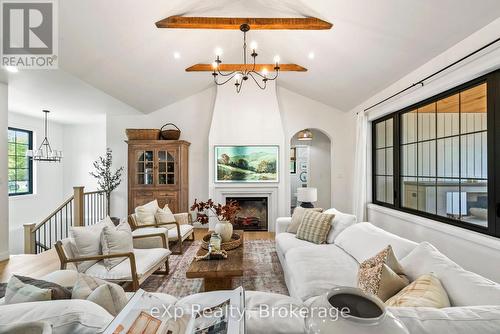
[226,197,268,231]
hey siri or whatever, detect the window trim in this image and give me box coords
[372,70,500,237]
[8,127,34,197]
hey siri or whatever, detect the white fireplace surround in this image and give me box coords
[212,186,279,232]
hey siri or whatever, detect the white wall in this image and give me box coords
[0,83,9,261]
[62,118,107,197]
[8,113,65,254]
[107,87,217,218]
[351,18,500,281]
[278,87,355,214]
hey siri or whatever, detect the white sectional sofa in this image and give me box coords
[275,211,500,334]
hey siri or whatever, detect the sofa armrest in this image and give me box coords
[276,217,292,235]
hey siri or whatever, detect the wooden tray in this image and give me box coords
[201,233,242,251]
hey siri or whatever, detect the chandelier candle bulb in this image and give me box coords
[274,55,280,66]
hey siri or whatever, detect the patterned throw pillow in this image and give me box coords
[295,210,334,244]
[386,273,451,308]
[287,207,323,234]
[358,245,410,301]
[72,273,128,316]
[4,276,52,305]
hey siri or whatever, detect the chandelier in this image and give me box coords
[211,23,280,93]
[27,110,63,162]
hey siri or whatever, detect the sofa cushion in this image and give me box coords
[323,208,357,243]
[388,305,500,334]
[0,299,113,334]
[285,244,358,301]
[296,210,334,244]
[335,223,417,263]
[386,273,450,308]
[85,248,170,281]
[275,232,316,257]
[400,242,500,306]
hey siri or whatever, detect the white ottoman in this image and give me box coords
[177,290,306,334]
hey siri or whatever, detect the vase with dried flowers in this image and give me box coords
[191,199,241,242]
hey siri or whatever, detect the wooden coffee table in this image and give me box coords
[186,230,244,292]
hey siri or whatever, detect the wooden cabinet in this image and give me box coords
[127,140,190,214]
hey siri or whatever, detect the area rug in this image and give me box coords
[141,240,289,298]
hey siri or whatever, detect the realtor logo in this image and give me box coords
[1,0,58,69]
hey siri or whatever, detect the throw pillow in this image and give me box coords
[101,221,134,270]
[287,207,323,234]
[135,200,159,225]
[358,245,409,301]
[155,204,176,226]
[70,217,113,272]
[323,208,357,244]
[295,210,334,244]
[72,273,128,316]
[2,275,71,300]
[386,273,451,308]
[4,276,52,304]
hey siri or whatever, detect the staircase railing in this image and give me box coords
[24,186,107,254]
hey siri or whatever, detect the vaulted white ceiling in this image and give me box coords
[52,0,500,113]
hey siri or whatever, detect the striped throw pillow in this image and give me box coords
[296,210,334,244]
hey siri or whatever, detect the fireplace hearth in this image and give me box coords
[227,197,268,231]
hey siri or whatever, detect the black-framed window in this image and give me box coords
[372,70,500,237]
[8,127,33,196]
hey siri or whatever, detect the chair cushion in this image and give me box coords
[132,227,169,249]
[335,223,417,263]
[168,224,194,241]
[400,242,500,306]
[388,305,500,334]
[275,232,316,257]
[84,248,170,281]
[0,299,113,333]
[323,208,357,243]
[101,221,134,269]
[285,244,359,301]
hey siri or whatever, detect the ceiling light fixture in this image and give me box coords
[27,110,63,162]
[173,52,181,59]
[211,24,280,93]
[4,66,18,73]
[297,129,313,141]
[308,52,315,60]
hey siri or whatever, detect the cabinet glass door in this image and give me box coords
[136,150,154,185]
[158,150,176,185]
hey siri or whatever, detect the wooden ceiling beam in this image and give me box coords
[185,64,307,72]
[156,16,332,30]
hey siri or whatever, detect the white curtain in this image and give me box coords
[353,112,368,221]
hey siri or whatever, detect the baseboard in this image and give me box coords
[0,251,9,262]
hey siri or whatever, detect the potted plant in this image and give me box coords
[90,148,124,224]
[191,199,241,242]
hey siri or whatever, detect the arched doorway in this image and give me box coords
[290,129,332,213]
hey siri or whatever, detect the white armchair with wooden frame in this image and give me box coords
[128,212,195,254]
[54,231,170,291]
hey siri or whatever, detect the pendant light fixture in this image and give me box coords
[297,129,313,141]
[27,110,63,162]
[211,23,280,93]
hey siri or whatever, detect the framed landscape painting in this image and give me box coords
[215,145,279,183]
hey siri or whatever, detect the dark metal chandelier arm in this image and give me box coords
[236,78,244,93]
[213,73,238,86]
[248,72,267,90]
[216,66,237,77]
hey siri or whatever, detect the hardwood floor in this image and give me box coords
[0,228,275,283]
